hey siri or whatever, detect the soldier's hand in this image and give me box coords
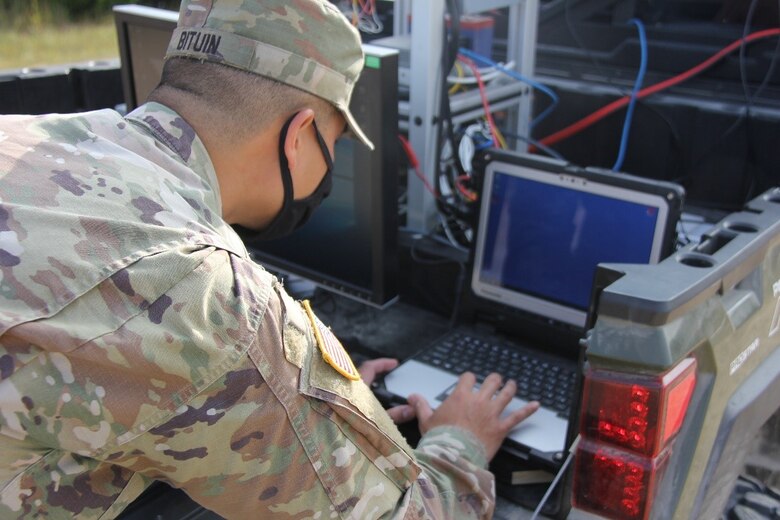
[407,372,540,461]
[357,357,398,384]
[358,358,416,425]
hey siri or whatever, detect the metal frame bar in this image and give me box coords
[395,0,540,232]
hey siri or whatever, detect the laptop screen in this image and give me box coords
[472,157,673,328]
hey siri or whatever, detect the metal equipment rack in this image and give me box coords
[391,0,540,232]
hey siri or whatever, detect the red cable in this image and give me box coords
[456,175,478,202]
[458,54,503,148]
[537,28,780,148]
[398,134,438,197]
[356,0,374,15]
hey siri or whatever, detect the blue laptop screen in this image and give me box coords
[479,170,661,310]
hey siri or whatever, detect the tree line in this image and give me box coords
[1,0,180,25]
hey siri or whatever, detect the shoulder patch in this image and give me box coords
[301,300,360,381]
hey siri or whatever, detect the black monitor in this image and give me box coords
[113,5,401,308]
[113,5,178,111]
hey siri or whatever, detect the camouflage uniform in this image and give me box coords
[0,101,497,518]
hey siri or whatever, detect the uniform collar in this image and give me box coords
[125,102,223,218]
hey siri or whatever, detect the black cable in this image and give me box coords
[749,31,780,103]
[632,99,686,181]
[435,0,464,220]
[735,0,780,202]
[564,0,607,80]
[739,0,762,105]
[685,0,780,204]
[742,0,780,201]
[436,0,458,177]
[444,0,460,73]
[740,114,759,202]
[564,0,634,95]
[436,0,481,248]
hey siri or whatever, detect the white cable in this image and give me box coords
[438,138,455,198]
[530,435,581,520]
[447,70,501,85]
[438,175,453,198]
[357,0,383,34]
[459,133,476,173]
[438,214,462,249]
[458,122,491,174]
[357,11,383,34]
[447,60,515,84]
[338,0,384,34]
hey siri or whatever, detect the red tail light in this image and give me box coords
[573,357,697,519]
[580,357,696,457]
[573,439,670,520]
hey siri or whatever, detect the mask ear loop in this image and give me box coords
[276,113,297,211]
[311,119,334,171]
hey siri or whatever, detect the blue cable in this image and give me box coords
[457,47,559,128]
[612,18,648,172]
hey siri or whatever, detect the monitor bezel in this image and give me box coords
[113,4,178,111]
[471,154,672,328]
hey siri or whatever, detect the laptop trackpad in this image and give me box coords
[383,360,568,454]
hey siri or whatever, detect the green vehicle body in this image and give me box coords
[570,187,780,519]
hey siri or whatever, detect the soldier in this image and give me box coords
[0,0,538,518]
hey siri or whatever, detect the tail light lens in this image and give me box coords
[580,357,697,457]
[573,357,697,519]
[573,439,670,520]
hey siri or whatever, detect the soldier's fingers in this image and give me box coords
[407,394,434,425]
[493,379,517,409]
[358,358,399,384]
[478,373,503,399]
[500,401,540,432]
[453,372,476,395]
[385,404,415,424]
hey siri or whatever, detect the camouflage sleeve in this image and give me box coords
[0,241,496,519]
[98,262,496,519]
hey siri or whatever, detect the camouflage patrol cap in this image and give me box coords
[166,0,373,149]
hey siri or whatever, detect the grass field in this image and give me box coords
[0,18,119,70]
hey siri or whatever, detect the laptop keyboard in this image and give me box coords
[417,330,578,418]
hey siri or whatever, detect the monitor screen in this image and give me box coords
[472,154,674,328]
[113,6,401,307]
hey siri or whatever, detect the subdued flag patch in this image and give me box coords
[302,300,360,381]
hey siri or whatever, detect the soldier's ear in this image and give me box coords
[281,109,316,172]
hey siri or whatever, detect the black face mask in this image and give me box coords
[245,114,334,242]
